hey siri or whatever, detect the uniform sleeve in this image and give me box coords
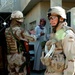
[14,27,22,40]
[22,31,36,42]
[16,29,21,37]
[62,30,75,60]
[15,27,36,42]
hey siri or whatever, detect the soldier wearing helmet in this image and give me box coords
[5,10,36,75]
[10,10,24,22]
[41,6,75,75]
[47,6,66,33]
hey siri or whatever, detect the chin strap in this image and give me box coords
[52,16,64,33]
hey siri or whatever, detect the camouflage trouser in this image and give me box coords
[7,52,27,75]
[64,60,75,75]
[8,67,27,75]
[44,72,63,75]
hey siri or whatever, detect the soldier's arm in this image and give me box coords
[14,28,36,42]
[22,31,36,42]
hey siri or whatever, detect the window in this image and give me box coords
[29,21,36,30]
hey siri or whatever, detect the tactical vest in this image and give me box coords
[5,27,20,54]
[45,26,69,73]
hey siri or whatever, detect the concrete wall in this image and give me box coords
[24,3,41,31]
[20,0,30,11]
[62,2,75,10]
[40,2,50,33]
[24,2,50,33]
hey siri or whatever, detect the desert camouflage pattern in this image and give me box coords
[5,26,26,75]
[5,26,36,75]
[41,22,75,75]
[62,29,75,75]
[41,41,65,75]
[41,22,66,75]
[5,27,18,54]
[7,52,26,75]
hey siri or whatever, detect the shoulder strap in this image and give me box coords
[63,25,75,33]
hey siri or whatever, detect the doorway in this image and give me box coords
[0,12,11,75]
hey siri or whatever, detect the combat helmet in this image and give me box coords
[47,6,66,19]
[10,10,24,22]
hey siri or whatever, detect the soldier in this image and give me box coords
[5,10,36,75]
[41,6,73,75]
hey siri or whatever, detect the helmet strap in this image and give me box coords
[52,16,60,33]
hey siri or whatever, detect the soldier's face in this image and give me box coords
[49,14,59,27]
[16,21,23,26]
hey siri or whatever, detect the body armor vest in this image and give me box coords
[5,27,20,54]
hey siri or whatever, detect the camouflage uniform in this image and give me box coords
[41,6,75,75]
[5,26,26,75]
[41,23,75,75]
[41,32,65,75]
[62,28,75,75]
[5,11,36,75]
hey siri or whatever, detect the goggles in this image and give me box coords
[48,16,58,20]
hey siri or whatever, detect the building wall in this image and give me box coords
[24,2,41,31]
[40,2,50,33]
[20,0,30,11]
[63,2,75,10]
[24,2,50,33]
